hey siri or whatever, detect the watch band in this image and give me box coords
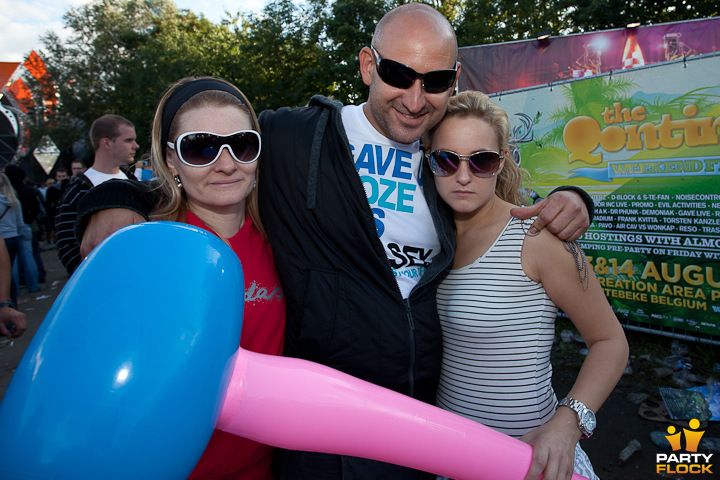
[0,300,16,309]
[558,397,596,438]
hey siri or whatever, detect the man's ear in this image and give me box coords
[453,62,462,90]
[359,46,375,87]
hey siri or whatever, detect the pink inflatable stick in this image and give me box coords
[218,349,589,480]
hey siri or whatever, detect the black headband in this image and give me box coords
[161,78,252,157]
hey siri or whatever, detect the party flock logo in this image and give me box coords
[656,418,713,474]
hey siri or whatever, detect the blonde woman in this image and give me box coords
[426,91,628,480]
[0,173,24,306]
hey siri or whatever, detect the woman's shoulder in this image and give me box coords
[518,217,577,279]
[520,219,568,253]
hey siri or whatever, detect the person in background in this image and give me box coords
[54,166,70,189]
[45,166,70,248]
[55,114,139,275]
[426,91,628,480]
[38,177,54,203]
[71,159,87,177]
[3,164,42,290]
[39,178,57,247]
[28,176,51,264]
[133,153,156,182]
[0,235,27,341]
[0,173,25,306]
[76,5,593,479]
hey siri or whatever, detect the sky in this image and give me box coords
[0,0,269,64]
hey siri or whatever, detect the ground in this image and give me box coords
[552,327,719,480]
[1,248,718,479]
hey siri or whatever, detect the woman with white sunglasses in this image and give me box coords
[425,91,628,480]
[95,76,286,479]
[162,77,285,480]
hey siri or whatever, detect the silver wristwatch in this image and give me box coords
[558,397,596,438]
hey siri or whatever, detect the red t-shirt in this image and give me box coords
[186,212,285,480]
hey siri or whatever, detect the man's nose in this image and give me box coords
[402,80,427,113]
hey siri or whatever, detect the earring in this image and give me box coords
[253,180,257,189]
[174,175,183,188]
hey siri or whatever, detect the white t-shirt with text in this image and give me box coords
[342,104,440,298]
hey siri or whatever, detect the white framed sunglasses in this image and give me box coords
[167,130,261,167]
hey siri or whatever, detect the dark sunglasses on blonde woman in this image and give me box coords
[426,150,503,178]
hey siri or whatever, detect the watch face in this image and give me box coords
[581,410,597,432]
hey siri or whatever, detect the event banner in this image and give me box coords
[459,17,720,95]
[487,53,720,336]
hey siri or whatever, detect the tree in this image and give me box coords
[561,0,719,32]
[312,0,390,104]
[125,7,240,142]
[232,0,331,112]
[455,0,574,46]
[37,0,239,154]
[454,0,718,47]
[38,0,178,153]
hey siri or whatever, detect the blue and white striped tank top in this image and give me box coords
[436,217,558,438]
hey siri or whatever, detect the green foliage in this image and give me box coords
[560,0,719,32]
[317,0,388,104]
[233,0,330,112]
[455,0,575,46]
[38,0,195,153]
[123,6,234,150]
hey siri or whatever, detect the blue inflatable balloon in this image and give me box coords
[0,222,244,480]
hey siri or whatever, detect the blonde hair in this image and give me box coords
[149,76,266,241]
[427,91,531,206]
[0,173,20,210]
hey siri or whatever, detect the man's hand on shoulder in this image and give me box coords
[80,208,146,258]
[510,190,590,242]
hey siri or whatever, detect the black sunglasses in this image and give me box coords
[167,131,261,167]
[371,47,457,94]
[426,150,503,178]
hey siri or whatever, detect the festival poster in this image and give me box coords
[485,53,720,336]
[459,17,720,95]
